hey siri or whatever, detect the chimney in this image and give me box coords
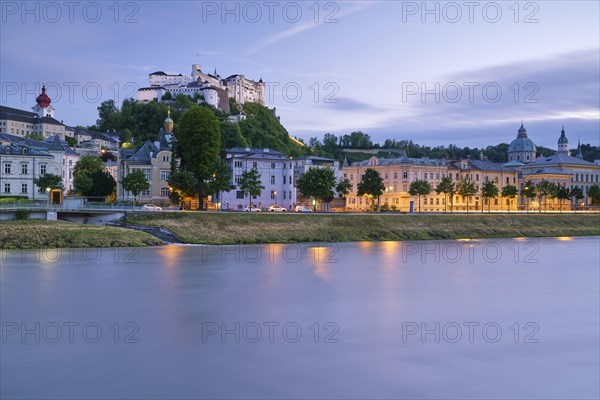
[263,148,270,153]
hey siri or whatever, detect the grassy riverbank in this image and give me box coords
[127,212,600,245]
[0,220,162,249]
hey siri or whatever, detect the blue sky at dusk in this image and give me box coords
[1,1,598,149]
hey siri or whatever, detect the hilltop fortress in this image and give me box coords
[137,64,266,113]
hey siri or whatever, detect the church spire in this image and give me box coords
[576,137,583,159]
[557,125,569,155]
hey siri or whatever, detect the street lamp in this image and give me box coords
[274,191,278,205]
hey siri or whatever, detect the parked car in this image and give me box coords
[295,205,313,213]
[141,204,163,211]
[268,205,287,212]
[243,206,261,212]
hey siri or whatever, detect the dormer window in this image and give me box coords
[22,148,27,155]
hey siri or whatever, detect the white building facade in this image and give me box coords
[220,148,295,211]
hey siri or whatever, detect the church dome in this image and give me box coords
[163,107,174,133]
[508,123,536,153]
[36,85,51,108]
[558,127,568,144]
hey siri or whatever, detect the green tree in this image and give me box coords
[161,91,173,101]
[571,186,584,210]
[409,179,432,212]
[72,155,115,197]
[457,179,477,213]
[357,168,385,212]
[33,173,63,192]
[208,159,234,207]
[238,168,264,208]
[435,176,455,212]
[335,177,353,211]
[168,170,199,210]
[481,180,499,213]
[296,167,336,211]
[588,184,600,206]
[537,180,557,213]
[121,169,149,207]
[73,174,93,195]
[521,180,537,212]
[96,100,120,132]
[175,106,221,210]
[501,184,518,212]
[64,136,77,147]
[73,155,104,177]
[336,178,352,198]
[556,185,571,212]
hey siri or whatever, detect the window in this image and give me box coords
[40,164,47,175]
[162,155,170,162]
[271,190,276,200]
[394,172,398,179]
[289,191,292,199]
[506,177,509,184]
[160,187,171,197]
[271,163,275,169]
[234,161,242,168]
[3,183,10,194]
[403,172,408,179]
[283,176,286,185]
[21,184,27,194]
[384,173,388,179]
[4,163,11,174]
[476,174,480,181]
[252,162,257,169]
[160,170,170,181]
[141,189,150,196]
[236,190,244,199]
[270,175,275,184]
[283,191,286,200]
[143,168,151,181]
[430,173,434,180]
[235,174,242,184]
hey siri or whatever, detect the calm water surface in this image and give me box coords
[1,237,599,399]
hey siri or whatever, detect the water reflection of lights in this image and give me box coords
[556,237,574,241]
[308,246,331,281]
[158,245,186,268]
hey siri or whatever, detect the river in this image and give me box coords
[1,237,599,399]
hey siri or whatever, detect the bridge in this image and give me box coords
[0,204,177,223]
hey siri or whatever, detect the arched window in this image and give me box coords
[22,148,28,155]
[5,147,11,154]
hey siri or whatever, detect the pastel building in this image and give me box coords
[220,148,295,211]
[0,133,80,197]
[0,86,70,140]
[117,115,173,202]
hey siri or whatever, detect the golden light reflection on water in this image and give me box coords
[307,246,331,282]
[556,237,574,241]
[157,245,187,268]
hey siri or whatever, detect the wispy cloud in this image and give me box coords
[245,1,377,56]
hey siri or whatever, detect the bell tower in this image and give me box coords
[32,84,55,118]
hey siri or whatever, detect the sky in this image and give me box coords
[1,0,599,150]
